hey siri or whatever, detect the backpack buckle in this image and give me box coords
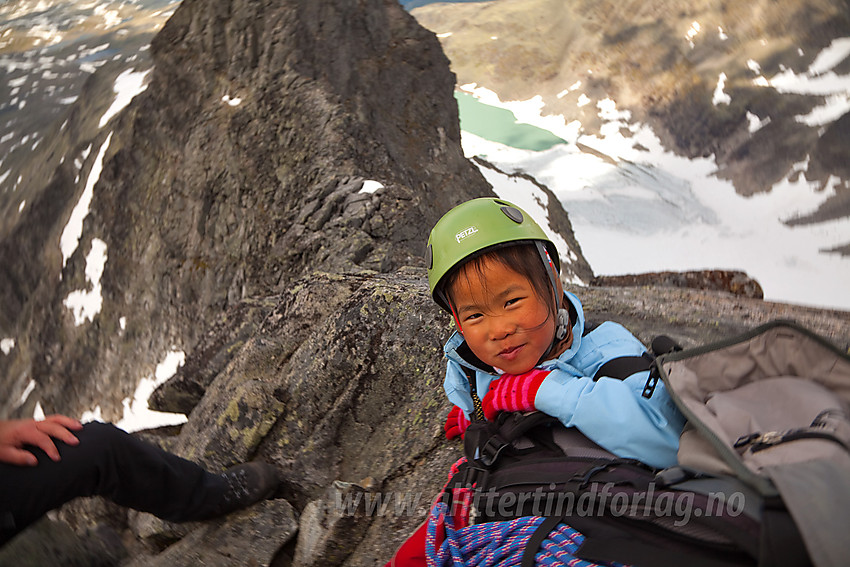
[570,458,652,489]
[478,434,509,467]
[734,431,783,451]
[654,465,697,487]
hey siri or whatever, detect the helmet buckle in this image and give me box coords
[555,308,569,341]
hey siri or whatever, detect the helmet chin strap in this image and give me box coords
[535,241,569,343]
[437,288,464,335]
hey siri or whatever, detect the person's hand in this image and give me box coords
[0,415,83,466]
[444,406,471,440]
[481,369,550,421]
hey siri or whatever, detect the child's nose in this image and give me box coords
[488,317,516,340]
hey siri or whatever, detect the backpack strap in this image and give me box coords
[734,408,850,454]
[593,336,683,403]
[735,428,850,453]
[592,335,683,383]
[520,516,564,567]
[592,353,653,381]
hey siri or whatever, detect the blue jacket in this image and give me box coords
[443,291,685,469]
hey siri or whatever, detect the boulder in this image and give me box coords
[591,269,764,299]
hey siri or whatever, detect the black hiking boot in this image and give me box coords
[206,461,280,518]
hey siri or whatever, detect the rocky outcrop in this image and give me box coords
[577,282,850,352]
[591,269,764,299]
[0,0,494,558]
[0,0,498,423]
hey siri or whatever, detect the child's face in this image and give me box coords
[450,255,555,375]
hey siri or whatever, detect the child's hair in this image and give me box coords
[441,242,557,318]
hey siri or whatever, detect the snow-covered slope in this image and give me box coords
[412,0,850,310]
[459,67,850,309]
[0,0,178,228]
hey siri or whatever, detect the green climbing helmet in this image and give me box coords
[426,197,560,312]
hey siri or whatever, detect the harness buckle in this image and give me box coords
[478,434,509,467]
[642,366,660,398]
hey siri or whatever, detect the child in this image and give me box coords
[387,197,685,565]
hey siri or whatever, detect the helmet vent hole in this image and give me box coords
[425,244,433,269]
[500,206,524,224]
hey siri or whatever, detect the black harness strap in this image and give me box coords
[592,336,683,398]
[521,515,564,567]
[592,353,653,381]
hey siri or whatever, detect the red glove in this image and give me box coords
[481,369,550,421]
[444,406,471,440]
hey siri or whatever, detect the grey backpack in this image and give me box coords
[657,320,850,567]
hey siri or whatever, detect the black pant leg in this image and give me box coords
[0,422,225,544]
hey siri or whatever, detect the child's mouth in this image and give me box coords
[498,344,524,361]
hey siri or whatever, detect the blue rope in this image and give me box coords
[425,502,629,567]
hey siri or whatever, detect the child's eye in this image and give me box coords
[464,312,483,322]
[505,297,523,307]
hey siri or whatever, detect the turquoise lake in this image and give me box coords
[455,91,567,151]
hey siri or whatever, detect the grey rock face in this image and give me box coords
[294,481,376,566]
[122,500,299,567]
[0,0,493,422]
